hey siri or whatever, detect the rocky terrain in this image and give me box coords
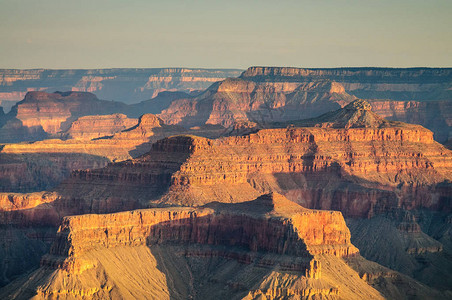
[0,194,379,299]
[240,67,452,102]
[369,99,452,143]
[48,100,450,218]
[0,76,451,298]
[158,78,356,127]
[0,91,130,143]
[156,67,452,144]
[62,113,138,140]
[0,113,182,192]
[0,68,242,110]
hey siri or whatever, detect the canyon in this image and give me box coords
[0,66,452,299]
[0,68,242,110]
[0,194,397,299]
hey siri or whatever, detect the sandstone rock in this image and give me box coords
[0,91,130,142]
[158,77,357,127]
[62,113,138,140]
[240,66,452,102]
[24,105,447,220]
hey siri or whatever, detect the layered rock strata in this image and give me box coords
[0,68,242,105]
[159,78,356,127]
[62,113,138,140]
[49,193,358,260]
[240,67,452,101]
[1,194,378,299]
[63,102,451,218]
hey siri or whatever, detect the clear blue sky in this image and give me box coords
[0,0,451,69]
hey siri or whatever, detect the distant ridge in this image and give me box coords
[281,99,407,129]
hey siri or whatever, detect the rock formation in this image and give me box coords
[240,67,452,102]
[369,99,452,143]
[0,112,229,192]
[1,194,390,300]
[62,114,138,140]
[0,68,242,108]
[0,91,130,142]
[1,100,451,298]
[53,101,451,219]
[158,78,356,127]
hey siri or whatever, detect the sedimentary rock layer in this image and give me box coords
[0,68,242,107]
[159,78,356,127]
[240,66,452,101]
[62,114,138,140]
[50,193,357,259]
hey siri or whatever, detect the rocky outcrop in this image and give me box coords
[369,99,452,143]
[278,99,398,129]
[1,113,175,157]
[49,193,358,259]
[159,78,357,127]
[51,102,450,219]
[62,114,138,140]
[0,91,130,142]
[0,113,230,192]
[1,194,375,299]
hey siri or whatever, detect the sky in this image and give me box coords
[0,0,451,69]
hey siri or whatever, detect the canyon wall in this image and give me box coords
[62,104,452,219]
[49,194,358,259]
[158,78,356,127]
[62,113,138,140]
[0,68,242,109]
[0,91,130,142]
[369,99,452,143]
[1,195,387,300]
[241,67,452,101]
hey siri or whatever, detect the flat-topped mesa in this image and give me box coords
[240,66,452,83]
[63,113,138,139]
[3,91,129,139]
[48,193,358,263]
[22,91,98,103]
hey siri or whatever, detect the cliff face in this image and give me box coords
[0,68,242,108]
[0,112,231,192]
[0,113,182,192]
[0,194,383,300]
[50,193,358,259]
[0,91,130,143]
[241,67,452,101]
[159,78,356,127]
[52,102,451,219]
[0,153,109,192]
[1,114,185,162]
[62,114,138,140]
[369,99,452,143]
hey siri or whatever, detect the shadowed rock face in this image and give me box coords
[4,101,449,225]
[369,99,452,143]
[1,194,382,300]
[158,78,357,127]
[49,193,358,259]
